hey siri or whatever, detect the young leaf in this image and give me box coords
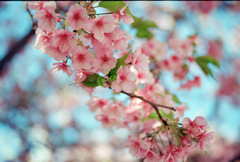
[172,94,181,104]
[131,18,158,29]
[147,110,174,121]
[82,73,100,87]
[107,50,132,78]
[97,76,107,87]
[195,55,220,78]
[136,28,154,39]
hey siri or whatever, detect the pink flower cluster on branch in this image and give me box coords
[29,1,214,161]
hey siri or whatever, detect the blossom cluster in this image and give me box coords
[30,1,214,161]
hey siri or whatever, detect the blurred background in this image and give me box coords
[0,1,240,162]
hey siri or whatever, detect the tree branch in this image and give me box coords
[24,1,37,30]
[0,29,35,74]
[120,90,173,125]
[109,87,175,125]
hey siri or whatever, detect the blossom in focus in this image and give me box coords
[66,4,89,30]
[111,66,137,93]
[71,46,96,70]
[132,47,150,72]
[113,5,134,25]
[50,62,73,78]
[51,30,77,53]
[33,2,57,30]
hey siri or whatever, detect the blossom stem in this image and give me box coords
[94,12,113,15]
[158,133,166,150]
[81,29,90,34]
[55,8,66,16]
[57,22,67,29]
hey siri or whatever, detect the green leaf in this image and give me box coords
[82,73,100,87]
[97,76,107,86]
[147,110,174,121]
[196,55,220,68]
[107,50,132,78]
[172,94,181,104]
[131,18,158,29]
[136,28,154,39]
[195,55,220,78]
[98,1,137,19]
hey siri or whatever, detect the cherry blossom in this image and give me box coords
[89,15,115,43]
[66,3,89,30]
[71,46,96,70]
[196,132,214,151]
[132,47,150,72]
[181,116,208,137]
[51,30,77,53]
[33,2,57,30]
[50,62,73,78]
[114,5,134,25]
[111,66,137,93]
[95,49,117,75]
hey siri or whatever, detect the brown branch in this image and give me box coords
[0,29,35,74]
[24,1,37,30]
[120,90,170,125]
[109,87,175,125]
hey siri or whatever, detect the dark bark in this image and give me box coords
[0,29,35,74]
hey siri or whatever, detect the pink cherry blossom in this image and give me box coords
[142,39,168,62]
[66,4,88,30]
[124,135,151,157]
[138,83,165,100]
[89,15,115,43]
[111,66,137,93]
[134,69,154,84]
[34,29,52,53]
[174,103,189,118]
[113,5,134,25]
[71,46,96,70]
[156,94,175,114]
[95,49,117,75]
[132,47,150,71]
[103,102,124,118]
[160,59,172,71]
[113,31,133,51]
[125,109,142,123]
[51,30,77,53]
[207,40,222,60]
[196,132,214,151]
[50,62,73,78]
[169,37,194,56]
[86,97,108,113]
[141,150,159,162]
[179,76,201,90]
[34,2,57,30]
[181,116,208,137]
[29,1,44,10]
[116,120,130,130]
[95,114,117,129]
[44,45,69,61]
[103,28,124,47]
[168,54,184,70]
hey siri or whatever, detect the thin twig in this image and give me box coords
[24,1,37,30]
[115,89,175,125]
[55,8,66,16]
